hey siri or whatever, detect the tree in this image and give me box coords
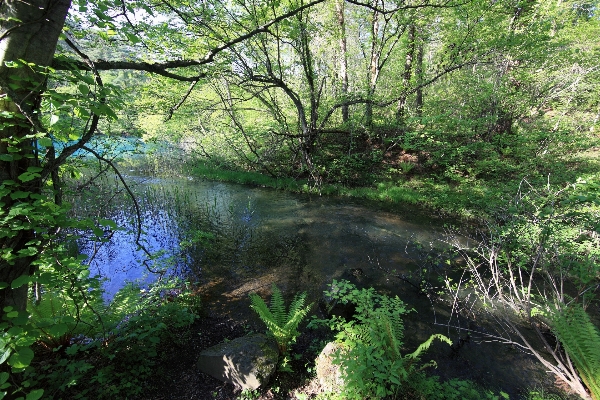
[0,0,71,313]
[0,0,326,314]
[335,0,349,123]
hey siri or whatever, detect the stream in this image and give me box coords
[72,173,556,398]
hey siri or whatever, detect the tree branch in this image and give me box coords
[81,145,163,275]
[52,0,326,81]
[346,0,474,15]
[165,79,199,121]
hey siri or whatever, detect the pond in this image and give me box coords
[70,172,554,397]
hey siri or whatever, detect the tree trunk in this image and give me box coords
[0,0,71,313]
[335,0,349,123]
[365,5,380,128]
[415,32,424,117]
[396,23,416,124]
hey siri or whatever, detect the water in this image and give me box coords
[74,175,454,301]
[71,173,554,397]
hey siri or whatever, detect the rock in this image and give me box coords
[319,279,357,320]
[197,333,279,390]
[315,341,345,393]
[342,267,366,284]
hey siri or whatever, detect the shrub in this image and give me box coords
[26,278,200,399]
[312,280,451,399]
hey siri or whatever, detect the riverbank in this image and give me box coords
[190,156,599,223]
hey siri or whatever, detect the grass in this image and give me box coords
[189,144,600,223]
[193,162,304,191]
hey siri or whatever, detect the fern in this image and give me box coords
[319,280,452,399]
[249,284,313,354]
[551,305,600,400]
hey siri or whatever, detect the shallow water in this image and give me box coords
[76,175,456,298]
[74,174,556,398]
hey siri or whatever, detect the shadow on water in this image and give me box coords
[68,171,556,398]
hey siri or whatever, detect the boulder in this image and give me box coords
[197,333,279,390]
[315,341,345,393]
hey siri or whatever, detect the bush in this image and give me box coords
[311,280,451,399]
[26,278,200,399]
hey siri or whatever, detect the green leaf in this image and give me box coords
[81,75,95,85]
[91,104,118,120]
[11,275,30,289]
[65,344,79,356]
[9,191,29,200]
[8,347,34,369]
[25,389,44,400]
[99,219,118,229]
[0,155,13,161]
[37,137,52,147]
[78,84,90,95]
[0,348,11,365]
[17,172,39,183]
[17,247,37,257]
[0,372,8,385]
[49,115,59,126]
[46,323,68,338]
[126,33,141,44]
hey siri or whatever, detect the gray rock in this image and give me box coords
[197,333,279,390]
[315,341,345,393]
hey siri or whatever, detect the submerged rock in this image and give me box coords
[319,279,358,320]
[197,333,279,390]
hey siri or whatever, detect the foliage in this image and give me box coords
[406,376,509,400]
[249,284,313,355]
[444,178,599,399]
[312,280,451,399]
[25,278,200,399]
[2,0,600,399]
[551,305,600,400]
[0,185,109,399]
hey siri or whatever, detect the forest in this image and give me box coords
[1,0,599,399]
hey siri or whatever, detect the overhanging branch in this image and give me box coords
[52,0,326,81]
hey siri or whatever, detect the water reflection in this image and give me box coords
[71,174,456,303]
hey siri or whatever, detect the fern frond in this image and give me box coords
[380,315,401,360]
[287,291,307,322]
[552,305,600,400]
[269,284,287,328]
[249,285,312,354]
[249,292,276,329]
[406,334,452,360]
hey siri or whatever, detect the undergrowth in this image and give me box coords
[24,278,201,399]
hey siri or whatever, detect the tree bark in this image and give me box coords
[365,5,380,128]
[396,23,416,124]
[0,0,71,313]
[335,0,349,123]
[415,31,424,117]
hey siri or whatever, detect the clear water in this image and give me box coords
[72,173,553,397]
